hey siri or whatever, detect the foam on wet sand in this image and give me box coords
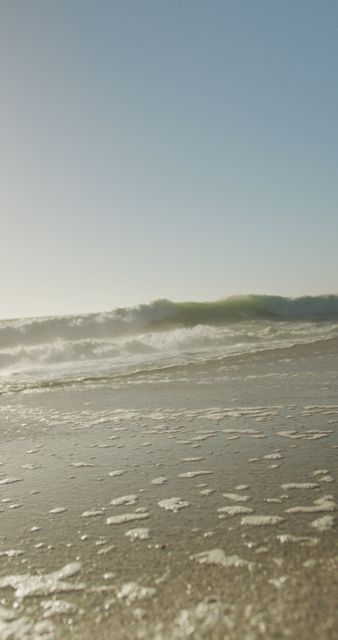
[0,562,84,599]
[106,511,150,525]
[241,515,285,526]
[191,549,254,570]
[0,337,337,640]
[158,497,189,512]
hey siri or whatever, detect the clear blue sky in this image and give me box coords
[1,0,338,319]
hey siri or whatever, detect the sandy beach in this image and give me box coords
[0,338,337,639]
[2,0,338,636]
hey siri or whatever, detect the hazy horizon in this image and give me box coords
[1,1,338,320]
[1,288,338,322]
[1,291,338,323]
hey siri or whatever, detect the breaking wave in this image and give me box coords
[1,295,338,350]
[1,295,338,379]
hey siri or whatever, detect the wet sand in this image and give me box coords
[0,340,337,639]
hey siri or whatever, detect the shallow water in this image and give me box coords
[0,339,337,638]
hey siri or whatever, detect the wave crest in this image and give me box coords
[1,295,338,352]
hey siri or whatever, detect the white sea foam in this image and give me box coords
[178,471,212,478]
[70,462,94,468]
[310,515,335,531]
[222,493,250,502]
[158,497,189,512]
[126,528,150,540]
[218,505,253,516]
[0,606,55,640]
[223,428,262,435]
[285,495,336,513]
[110,495,137,506]
[108,470,126,477]
[82,509,105,517]
[191,549,254,569]
[268,576,289,589]
[241,515,285,526]
[277,534,318,546]
[116,582,156,604]
[281,483,319,490]
[2,295,338,392]
[97,544,115,555]
[0,550,24,558]
[151,477,168,485]
[278,430,331,440]
[106,512,149,525]
[41,599,76,617]
[0,562,83,599]
[160,599,233,640]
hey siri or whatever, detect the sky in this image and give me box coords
[1,0,338,319]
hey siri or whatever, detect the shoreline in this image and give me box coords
[0,338,337,638]
[2,332,338,398]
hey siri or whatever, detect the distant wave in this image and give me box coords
[1,295,338,351]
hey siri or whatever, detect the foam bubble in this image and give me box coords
[125,528,150,541]
[97,544,115,555]
[178,471,212,478]
[218,505,253,516]
[285,495,336,513]
[222,493,250,502]
[158,497,189,512]
[241,515,285,526]
[191,549,254,569]
[116,582,156,604]
[41,599,76,617]
[277,534,318,546]
[0,606,56,639]
[110,495,137,506]
[268,576,289,589]
[0,550,24,558]
[162,598,233,639]
[70,462,94,468]
[310,515,335,531]
[281,483,319,490]
[278,430,331,440]
[223,429,261,435]
[0,562,83,599]
[106,512,149,525]
[264,453,283,460]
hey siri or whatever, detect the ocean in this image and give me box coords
[1,294,338,394]
[0,295,337,639]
